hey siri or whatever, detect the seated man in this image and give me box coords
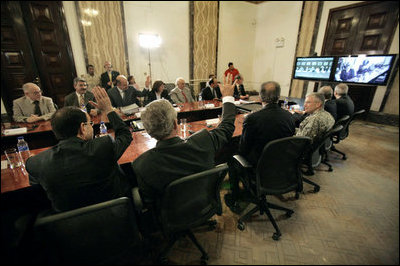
[319,85,337,120]
[107,75,144,108]
[226,81,295,208]
[64,77,98,116]
[233,75,249,100]
[334,83,354,120]
[26,86,134,212]
[132,74,236,207]
[201,77,222,100]
[13,83,56,123]
[296,92,335,142]
[169,77,195,104]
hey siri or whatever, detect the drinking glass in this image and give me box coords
[5,148,23,169]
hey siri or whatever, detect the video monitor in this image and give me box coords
[334,54,396,85]
[293,57,335,81]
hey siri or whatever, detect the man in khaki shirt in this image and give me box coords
[81,64,100,92]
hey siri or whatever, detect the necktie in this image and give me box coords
[79,94,85,106]
[33,101,41,116]
[109,72,112,86]
[181,90,188,103]
[121,90,125,100]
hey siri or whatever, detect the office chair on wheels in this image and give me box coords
[132,163,228,265]
[231,136,311,240]
[331,109,365,160]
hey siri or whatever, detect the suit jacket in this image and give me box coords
[13,96,56,122]
[335,95,354,120]
[100,70,120,90]
[201,86,222,100]
[324,99,337,121]
[169,87,195,104]
[132,102,236,204]
[26,111,133,212]
[145,90,173,106]
[239,103,296,165]
[107,86,141,107]
[64,91,96,113]
[233,84,247,99]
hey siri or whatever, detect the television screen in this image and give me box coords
[293,57,334,81]
[334,55,396,85]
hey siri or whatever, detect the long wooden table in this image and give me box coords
[1,113,245,194]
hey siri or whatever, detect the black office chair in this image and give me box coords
[324,115,350,152]
[303,124,344,178]
[331,109,365,160]
[232,136,311,240]
[33,197,142,265]
[132,163,228,265]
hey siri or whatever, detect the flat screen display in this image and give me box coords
[334,55,395,85]
[293,57,334,81]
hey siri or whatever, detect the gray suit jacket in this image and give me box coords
[64,91,96,113]
[169,87,195,104]
[13,96,56,122]
[132,102,236,204]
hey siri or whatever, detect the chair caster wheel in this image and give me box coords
[272,232,281,241]
[314,186,320,193]
[295,192,300,199]
[237,222,245,231]
[201,254,209,265]
[286,210,294,218]
[342,156,347,160]
[328,167,333,172]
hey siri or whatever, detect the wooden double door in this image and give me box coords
[1,1,76,117]
[321,1,398,114]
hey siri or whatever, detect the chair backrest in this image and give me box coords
[334,115,351,140]
[159,163,228,235]
[338,109,365,140]
[33,197,141,264]
[256,136,311,196]
[308,125,343,166]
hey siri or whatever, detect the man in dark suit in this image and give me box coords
[100,61,120,90]
[64,77,99,116]
[225,81,296,210]
[107,75,145,108]
[334,83,354,120]
[26,86,134,212]
[200,77,222,100]
[132,74,236,206]
[319,85,337,120]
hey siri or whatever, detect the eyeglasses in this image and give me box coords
[84,121,94,126]
[32,90,42,95]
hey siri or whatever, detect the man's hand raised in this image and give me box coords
[220,73,236,98]
[89,86,114,114]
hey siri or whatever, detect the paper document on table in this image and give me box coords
[206,118,220,125]
[1,160,8,170]
[234,101,241,105]
[3,127,27,136]
[174,107,180,112]
[239,100,255,104]
[120,104,139,115]
[204,103,215,109]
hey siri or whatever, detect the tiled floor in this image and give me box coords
[161,120,399,265]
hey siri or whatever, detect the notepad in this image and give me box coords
[3,127,27,136]
[120,104,139,115]
[204,103,215,109]
[1,160,8,170]
[206,118,220,125]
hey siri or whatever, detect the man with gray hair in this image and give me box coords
[318,85,337,120]
[334,83,354,120]
[169,77,195,104]
[225,81,295,211]
[64,77,98,116]
[132,74,236,205]
[13,83,56,122]
[296,92,335,141]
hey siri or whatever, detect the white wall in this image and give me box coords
[123,1,189,86]
[217,2,257,89]
[252,1,303,96]
[62,1,86,77]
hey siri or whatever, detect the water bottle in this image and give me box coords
[81,103,87,113]
[198,94,204,109]
[99,121,107,137]
[284,98,288,109]
[17,136,30,164]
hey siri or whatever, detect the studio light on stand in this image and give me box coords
[139,33,161,88]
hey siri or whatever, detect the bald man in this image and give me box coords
[100,61,120,90]
[13,83,56,122]
[107,75,144,108]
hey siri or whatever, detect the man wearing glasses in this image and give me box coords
[26,86,134,212]
[12,83,56,122]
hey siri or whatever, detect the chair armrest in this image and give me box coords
[233,155,253,168]
[131,187,143,212]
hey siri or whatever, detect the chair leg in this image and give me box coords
[158,235,178,264]
[263,205,282,241]
[187,230,209,264]
[268,202,294,216]
[303,177,320,193]
[321,160,333,172]
[331,145,346,160]
[238,205,259,224]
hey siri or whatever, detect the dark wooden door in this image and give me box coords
[321,1,398,114]
[1,1,76,117]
